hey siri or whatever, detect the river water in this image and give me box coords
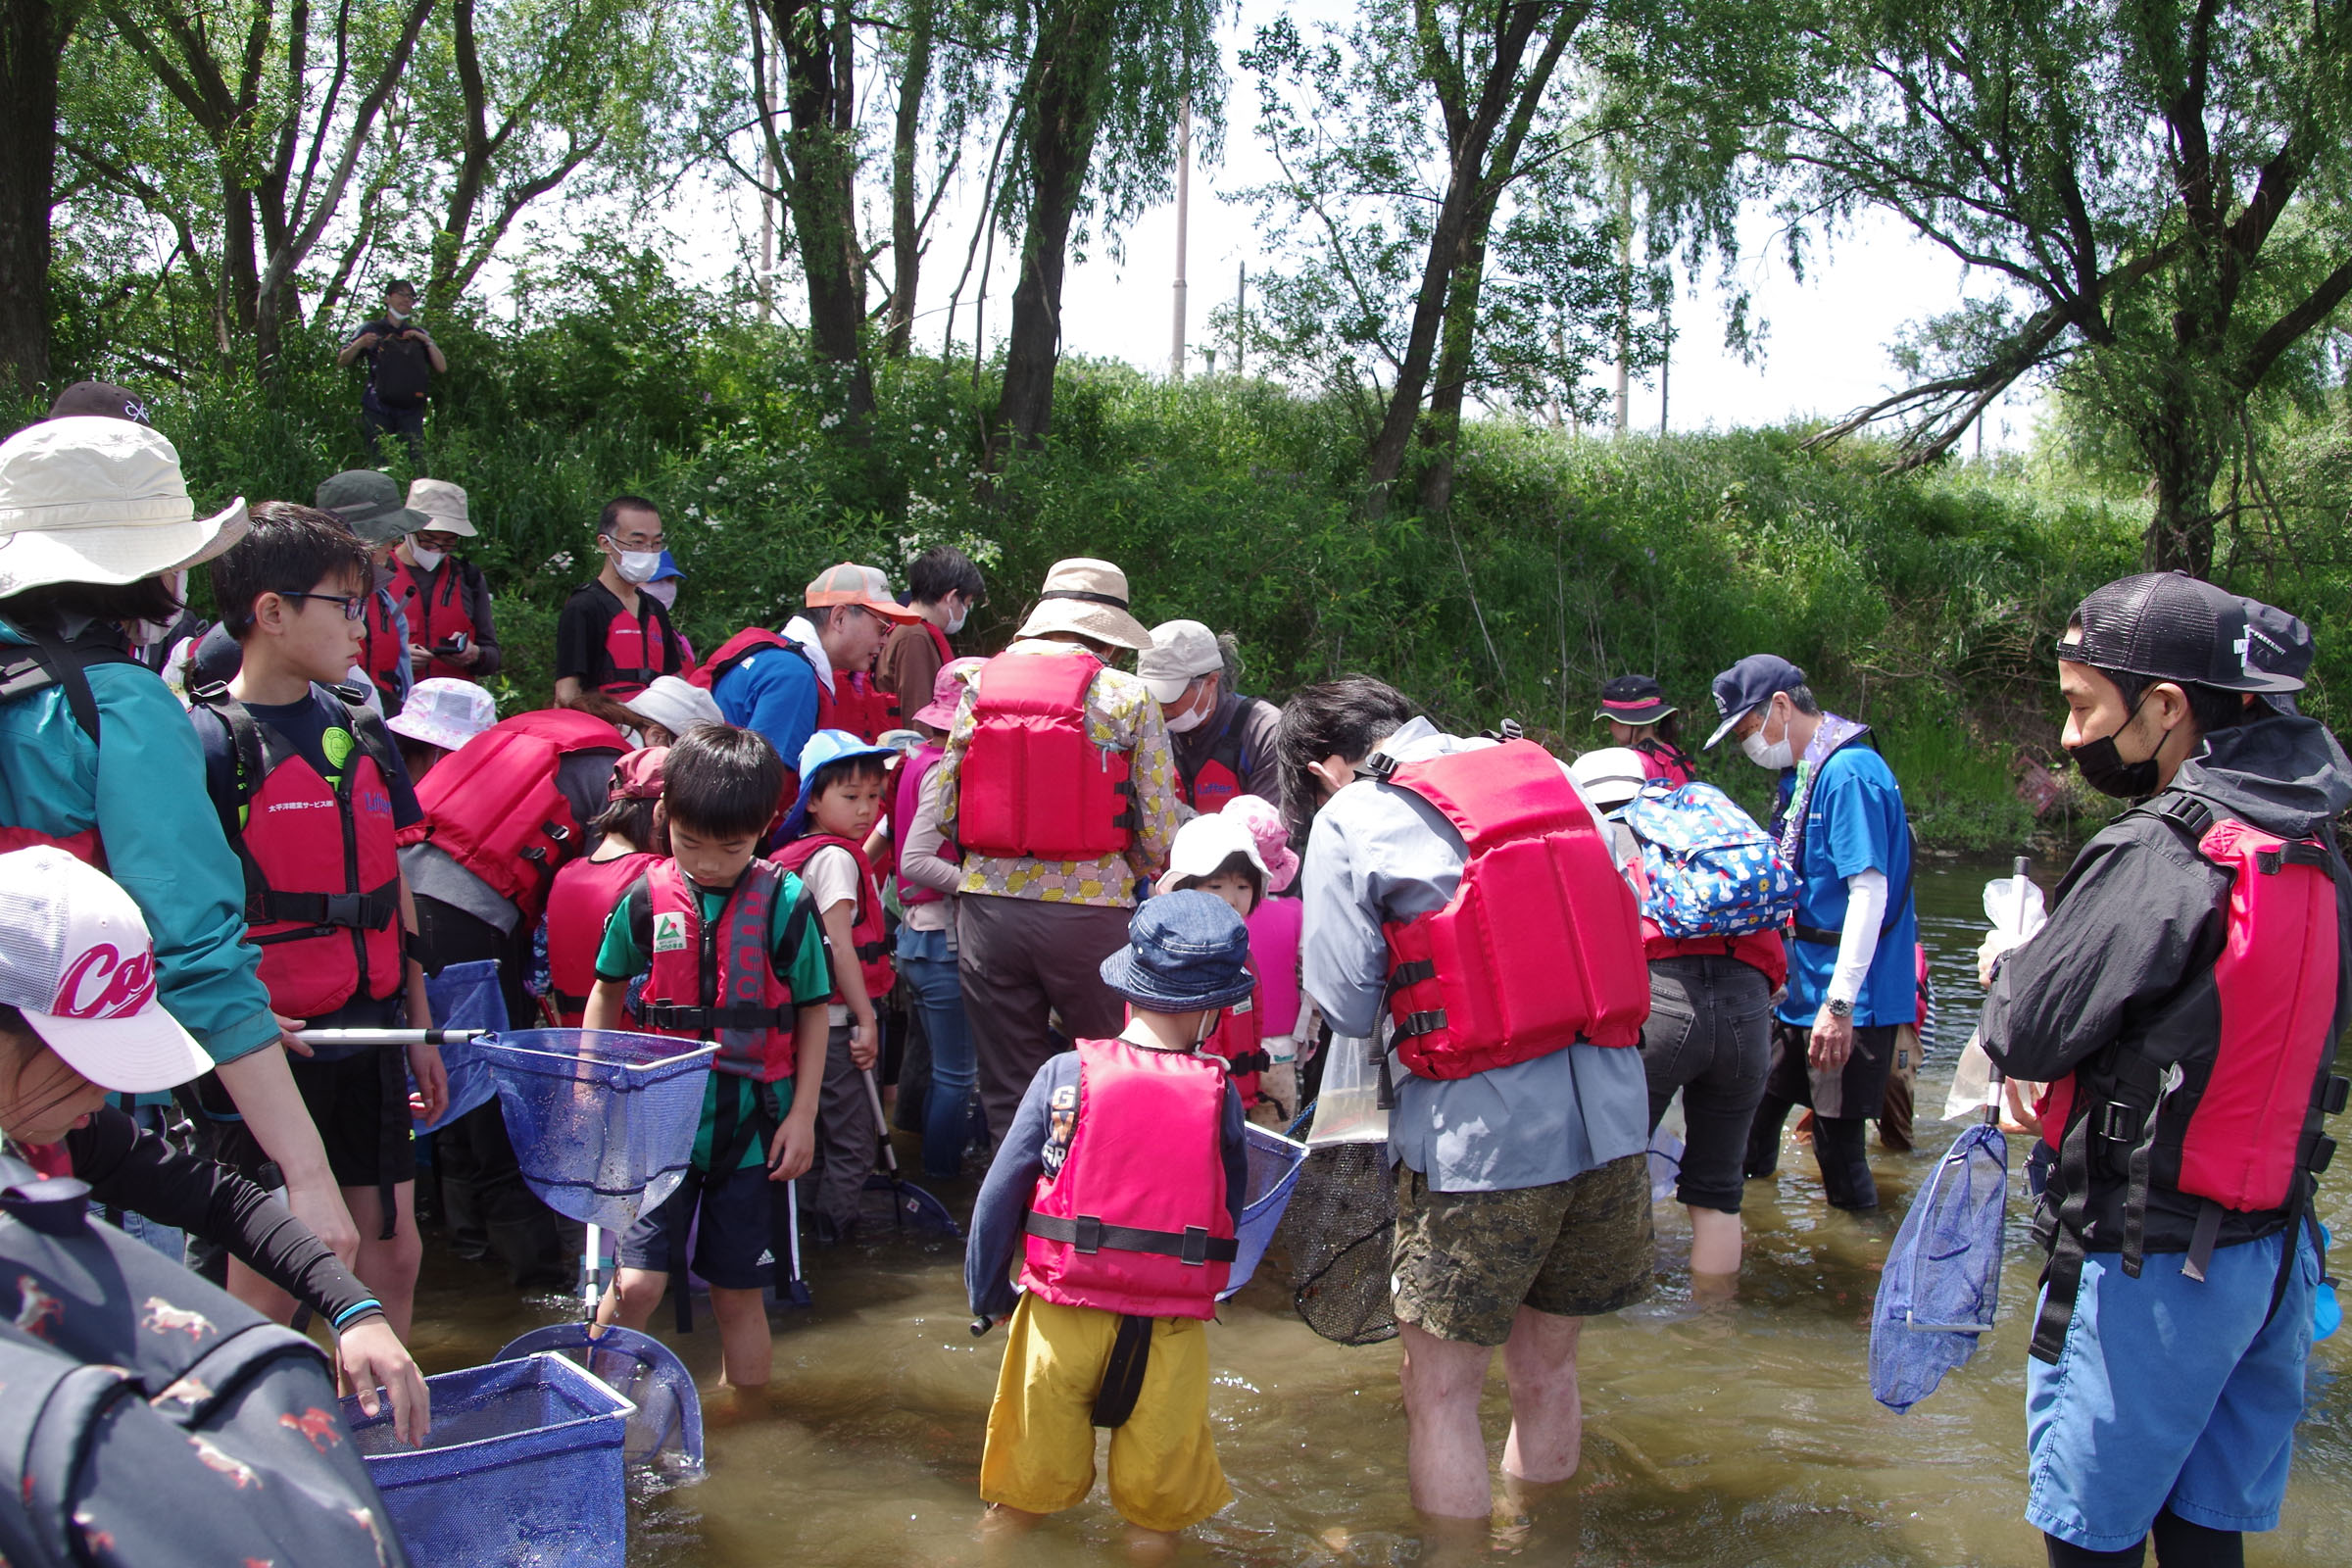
[402,859,2352,1565]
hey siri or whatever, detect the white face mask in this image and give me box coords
[388,308,412,323]
[946,598,969,635]
[1741,710,1794,770]
[642,578,680,610]
[407,544,446,571]
[610,547,662,585]
[1166,700,1209,734]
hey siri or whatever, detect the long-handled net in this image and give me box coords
[1274,1102,1399,1346]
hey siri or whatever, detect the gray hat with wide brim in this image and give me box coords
[316,468,427,544]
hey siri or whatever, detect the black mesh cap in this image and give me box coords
[2061,571,2302,695]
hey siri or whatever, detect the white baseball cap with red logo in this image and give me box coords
[0,845,212,1092]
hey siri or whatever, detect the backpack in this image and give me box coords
[0,1155,410,1567]
[371,328,431,405]
[396,709,621,922]
[1620,781,1796,939]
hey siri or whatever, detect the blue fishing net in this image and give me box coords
[1872,1121,2009,1412]
[1220,1123,1309,1299]
[477,1031,716,1232]
[344,1351,631,1568]
[413,959,509,1135]
[494,1324,703,1484]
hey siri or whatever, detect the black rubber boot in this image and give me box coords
[1812,1115,1879,1210]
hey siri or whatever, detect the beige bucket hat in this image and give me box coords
[0,417,248,596]
[407,476,477,537]
[1013,558,1152,651]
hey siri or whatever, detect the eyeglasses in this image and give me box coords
[282,590,367,620]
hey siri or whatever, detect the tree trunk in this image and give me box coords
[884,0,934,358]
[2140,372,2221,574]
[1415,211,1493,517]
[0,0,79,399]
[775,0,873,417]
[993,0,1116,463]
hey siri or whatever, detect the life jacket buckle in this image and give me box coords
[2324,1075,2350,1117]
[1179,1225,1210,1266]
[2312,1134,2337,1176]
[2089,1101,2142,1145]
[1071,1215,1103,1254]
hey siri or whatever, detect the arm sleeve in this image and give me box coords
[69,1108,378,1324]
[965,1060,1059,1318]
[1122,681,1184,880]
[465,566,502,676]
[931,688,979,829]
[1298,808,1389,1038]
[1827,868,1886,1005]
[1980,832,2219,1082]
[593,875,653,981]
[95,670,280,1064]
[1243,700,1284,805]
[774,879,838,1002]
[1221,1084,1250,1228]
[554,594,600,684]
[739,662,818,780]
[899,767,963,897]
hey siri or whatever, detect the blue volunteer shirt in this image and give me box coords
[1777,743,1918,1029]
[710,638,820,780]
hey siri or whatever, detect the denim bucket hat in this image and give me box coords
[1099,890,1257,1012]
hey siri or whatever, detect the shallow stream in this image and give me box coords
[403,858,2352,1565]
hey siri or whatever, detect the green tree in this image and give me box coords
[2,0,89,397]
[1775,0,2352,573]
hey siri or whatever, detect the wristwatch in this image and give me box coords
[1824,997,1854,1019]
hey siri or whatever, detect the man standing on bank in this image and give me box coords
[1980,573,2343,1568]
[336,279,445,468]
[1712,655,1917,1211]
[1287,677,1655,1521]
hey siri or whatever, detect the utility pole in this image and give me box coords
[1236,262,1246,375]
[1171,98,1191,380]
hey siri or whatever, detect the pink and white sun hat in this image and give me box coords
[0,845,212,1093]
[386,677,498,752]
[1219,794,1298,894]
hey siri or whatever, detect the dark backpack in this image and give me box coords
[371,327,432,405]
[0,1155,411,1567]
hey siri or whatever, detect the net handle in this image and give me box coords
[1983,856,2028,1128]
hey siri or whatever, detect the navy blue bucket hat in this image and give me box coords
[1100,890,1257,1012]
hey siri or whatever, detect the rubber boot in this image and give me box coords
[1812,1115,1879,1210]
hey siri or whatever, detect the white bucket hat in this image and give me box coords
[407,477,478,537]
[622,674,724,740]
[386,677,499,752]
[1569,747,1651,811]
[1163,809,1269,892]
[0,417,248,596]
[1013,558,1152,652]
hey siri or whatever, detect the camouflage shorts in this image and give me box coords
[1391,1152,1655,1347]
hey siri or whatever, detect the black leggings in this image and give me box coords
[2044,1511,2243,1568]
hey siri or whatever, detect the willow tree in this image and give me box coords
[1775,0,2352,573]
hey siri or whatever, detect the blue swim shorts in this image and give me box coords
[2026,1228,2319,1550]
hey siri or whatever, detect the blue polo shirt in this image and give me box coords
[1777,743,1918,1028]
[710,639,819,779]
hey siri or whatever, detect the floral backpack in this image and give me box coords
[1619,781,1796,938]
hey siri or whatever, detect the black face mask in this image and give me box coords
[2066,690,2161,798]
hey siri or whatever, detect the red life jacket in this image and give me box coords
[598,591,686,698]
[772,835,895,1001]
[687,626,793,693]
[389,557,481,684]
[1175,695,1258,813]
[891,746,949,906]
[1380,740,1650,1079]
[1634,735,1699,788]
[357,587,408,705]
[957,653,1134,860]
[196,689,404,1018]
[1019,1037,1237,1318]
[396,708,624,923]
[638,858,808,1081]
[542,849,659,1025]
[920,619,953,668]
[1203,961,1267,1102]
[0,630,139,869]
[692,627,898,738]
[1642,924,1790,989]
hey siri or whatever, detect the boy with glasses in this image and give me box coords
[188,502,446,1336]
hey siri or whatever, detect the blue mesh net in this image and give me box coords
[1871,1121,2009,1413]
[1221,1123,1309,1298]
[343,1351,631,1568]
[476,1031,716,1232]
[494,1324,703,1484]
[413,960,509,1135]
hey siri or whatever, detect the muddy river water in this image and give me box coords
[401,860,2352,1566]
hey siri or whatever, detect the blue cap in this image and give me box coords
[784,728,897,837]
[653,549,684,582]
[1704,654,1807,750]
[1099,891,1257,1012]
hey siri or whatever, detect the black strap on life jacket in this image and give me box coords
[632,873,817,1037]
[0,624,141,746]
[605,590,680,690]
[1091,1313,1154,1429]
[1020,1211,1240,1265]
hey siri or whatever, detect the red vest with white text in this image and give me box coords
[639,858,805,1081]
[1203,961,1266,1102]
[957,653,1133,860]
[397,708,624,922]
[599,593,685,698]
[1020,1038,1236,1318]
[543,849,659,1025]
[1380,740,1650,1080]
[197,690,403,1018]
[772,835,896,1001]
[389,557,481,683]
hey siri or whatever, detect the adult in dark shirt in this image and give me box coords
[336,279,446,468]
[554,496,689,717]
[0,844,429,1444]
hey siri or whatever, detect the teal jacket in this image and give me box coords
[0,621,278,1064]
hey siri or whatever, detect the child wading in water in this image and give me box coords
[586,724,831,1399]
[964,890,1253,1552]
